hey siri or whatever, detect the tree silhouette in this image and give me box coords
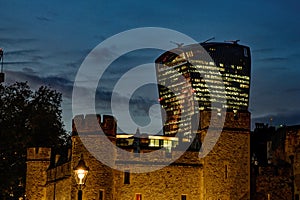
[0,82,68,199]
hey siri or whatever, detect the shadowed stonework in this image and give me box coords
[26,111,251,200]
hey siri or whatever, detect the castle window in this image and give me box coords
[225,164,228,179]
[181,194,187,200]
[99,190,104,200]
[124,170,130,184]
[135,193,142,200]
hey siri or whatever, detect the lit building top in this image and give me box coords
[155,42,251,136]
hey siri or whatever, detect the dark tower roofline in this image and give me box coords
[155,42,250,63]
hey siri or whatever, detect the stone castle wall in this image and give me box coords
[254,166,292,200]
[26,147,51,200]
[46,162,72,200]
[114,164,203,200]
[202,130,250,200]
[71,114,117,199]
[71,135,115,200]
[69,112,250,200]
[200,111,251,200]
[26,111,251,200]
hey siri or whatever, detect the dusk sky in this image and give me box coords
[1,0,300,132]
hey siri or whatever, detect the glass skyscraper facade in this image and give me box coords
[155,42,251,136]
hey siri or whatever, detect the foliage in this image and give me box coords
[0,82,68,199]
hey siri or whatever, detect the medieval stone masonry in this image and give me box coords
[25,111,251,200]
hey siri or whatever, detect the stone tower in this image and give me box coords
[200,111,251,199]
[26,147,51,200]
[71,114,117,200]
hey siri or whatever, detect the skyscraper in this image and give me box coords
[155,42,251,136]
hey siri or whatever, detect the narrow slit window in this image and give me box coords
[225,164,228,179]
[124,170,130,184]
[99,190,104,200]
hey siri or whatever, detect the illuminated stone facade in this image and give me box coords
[26,111,251,200]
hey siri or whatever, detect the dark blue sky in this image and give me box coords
[1,0,300,131]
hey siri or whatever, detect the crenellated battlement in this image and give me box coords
[115,148,203,166]
[46,162,71,183]
[72,114,117,136]
[26,147,52,200]
[27,147,51,161]
[199,110,251,130]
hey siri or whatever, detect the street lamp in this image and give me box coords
[74,154,89,200]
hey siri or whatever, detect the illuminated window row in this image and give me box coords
[204,74,224,80]
[225,87,242,92]
[194,88,227,95]
[226,96,248,102]
[191,69,220,75]
[226,93,249,98]
[217,63,244,71]
[158,69,181,76]
[224,73,250,80]
[193,65,219,71]
[209,98,227,103]
[202,79,224,85]
[240,84,249,89]
[227,101,248,106]
[195,97,210,101]
[191,67,219,73]
[194,84,227,90]
[163,60,187,67]
[193,87,209,92]
[223,77,249,84]
[189,59,214,65]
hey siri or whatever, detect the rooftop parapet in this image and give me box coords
[72,114,117,136]
[199,110,250,131]
[27,147,51,161]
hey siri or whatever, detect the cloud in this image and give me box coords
[264,66,288,71]
[252,110,300,129]
[93,86,162,133]
[0,38,37,45]
[5,49,40,56]
[3,61,37,65]
[94,83,158,117]
[285,88,300,94]
[5,70,73,98]
[252,48,276,53]
[22,67,37,74]
[257,57,288,62]
[36,16,51,22]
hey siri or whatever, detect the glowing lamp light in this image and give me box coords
[77,169,86,184]
[74,154,89,186]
